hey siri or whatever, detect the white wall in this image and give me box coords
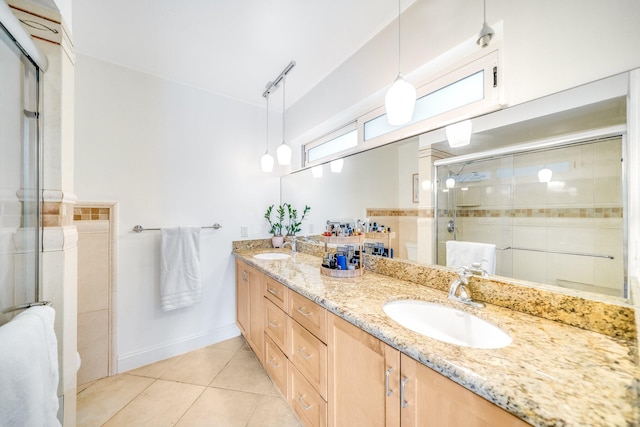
[288,0,640,154]
[74,55,280,371]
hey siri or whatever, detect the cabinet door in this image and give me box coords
[247,266,265,364]
[235,260,250,336]
[327,313,400,427]
[400,354,530,427]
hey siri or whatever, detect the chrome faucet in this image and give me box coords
[448,267,484,308]
[282,236,297,252]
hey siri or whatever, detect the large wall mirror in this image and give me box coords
[281,70,634,301]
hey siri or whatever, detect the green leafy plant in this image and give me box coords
[283,203,311,236]
[264,204,285,236]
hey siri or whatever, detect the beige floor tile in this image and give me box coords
[247,394,302,427]
[77,374,155,427]
[125,353,185,379]
[160,347,236,386]
[210,349,278,395]
[208,335,246,351]
[103,379,205,427]
[175,387,261,427]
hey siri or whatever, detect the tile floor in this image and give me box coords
[76,336,301,427]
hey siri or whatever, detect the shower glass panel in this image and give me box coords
[0,24,41,321]
[436,137,625,297]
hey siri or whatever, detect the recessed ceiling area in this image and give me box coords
[70,0,414,108]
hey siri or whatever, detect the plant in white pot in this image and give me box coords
[264,204,285,248]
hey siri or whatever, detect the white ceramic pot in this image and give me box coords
[271,235,284,248]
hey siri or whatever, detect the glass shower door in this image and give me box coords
[0,24,41,321]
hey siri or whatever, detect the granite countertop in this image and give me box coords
[233,248,640,427]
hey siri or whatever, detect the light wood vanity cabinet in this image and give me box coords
[235,260,264,364]
[327,313,400,427]
[236,261,529,427]
[327,312,530,427]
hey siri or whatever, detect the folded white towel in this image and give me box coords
[446,240,496,274]
[160,226,202,311]
[0,306,61,427]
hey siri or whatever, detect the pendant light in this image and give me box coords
[385,0,416,126]
[476,0,495,47]
[276,75,293,165]
[445,120,472,147]
[260,90,274,173]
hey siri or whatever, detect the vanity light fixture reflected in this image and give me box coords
[446,120,472,147]
[311,165,323,178]
[330,158,344,173]
[538,167,553,183]
[445,177,456,188]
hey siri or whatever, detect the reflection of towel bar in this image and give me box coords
[1,300,51,314]
[133,223,222,233]
[498,246,614,260]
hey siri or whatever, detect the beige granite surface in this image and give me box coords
[233,246,640,427]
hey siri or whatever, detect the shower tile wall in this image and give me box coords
[439,138,624,296]
[75,207,111,386]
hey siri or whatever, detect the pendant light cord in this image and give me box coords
[397,0,401,75]
[282,75,286,143]
[265,92,269,154]
[483,0,487,22]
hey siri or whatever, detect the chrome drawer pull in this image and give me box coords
[297,395,312,411]
[297,347,313,360]
[268,357,280,368]
[267,287,281,296]
[400,376,409,408]
[296,306,312,316]
[268,320,280,328]
[385,367,393,396]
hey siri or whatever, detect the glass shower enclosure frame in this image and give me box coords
[0,21,43,320]
[434,127,628,298]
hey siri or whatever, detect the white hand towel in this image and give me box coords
[446,240,496,274]
[160,226,202,311]
[0,306,61,427]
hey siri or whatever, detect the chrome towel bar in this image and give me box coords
[497,246,614,259]
[132,223,222,233]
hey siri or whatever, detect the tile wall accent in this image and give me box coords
[445,207,623,219]
[42,202,75,227]
[366,208,419,217]
[74,207,110,222]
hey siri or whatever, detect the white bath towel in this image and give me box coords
[446,240,496,274]
[160,226,203,311]
[0,305,61,427]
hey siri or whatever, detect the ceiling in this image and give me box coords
[68,0,411,108]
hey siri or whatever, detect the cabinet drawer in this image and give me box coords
[265,298,288,352]
[265,276,288,311]
[290,319,327,400]
[290,362,327,427]
[289,292,327,343]
[264,334,288,397]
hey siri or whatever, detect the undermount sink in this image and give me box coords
[383,300,512,349]
[253,252,291,260]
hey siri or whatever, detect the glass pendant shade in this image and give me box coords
[311,165,323,178]
[445,177,456,189]
[446,120,473,147]
[385,74,416,126]
[538,168,552,183]
[276,142,292,166]
[261,152,274,173]
[330,158,344,173]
